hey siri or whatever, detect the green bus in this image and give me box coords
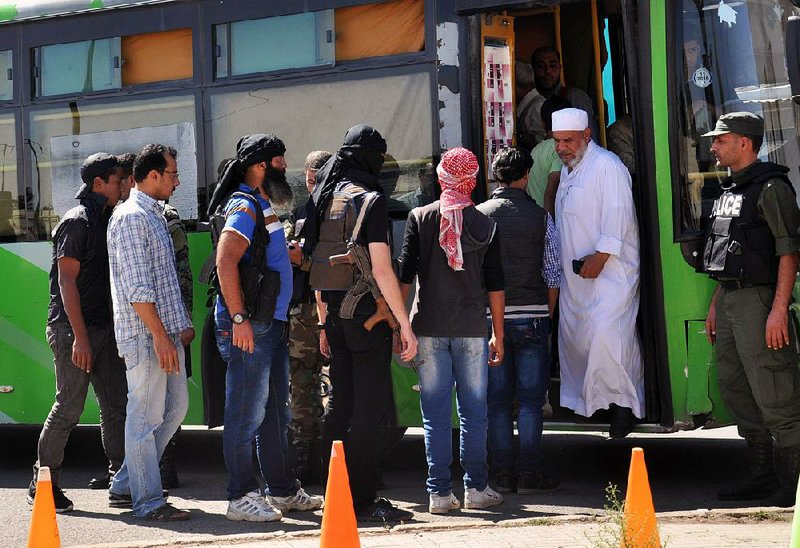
[1,0,798,435]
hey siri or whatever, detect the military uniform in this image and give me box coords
[284,207,324,481]
[160,203,193,489]
[703,158,800,504]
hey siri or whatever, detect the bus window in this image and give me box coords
[674,0,800,237]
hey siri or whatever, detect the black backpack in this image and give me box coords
[200,191,281,322]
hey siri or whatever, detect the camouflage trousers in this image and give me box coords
[289,302,325,474]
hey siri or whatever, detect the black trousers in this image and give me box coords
[321,305,394,511]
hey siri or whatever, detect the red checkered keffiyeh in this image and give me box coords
[437,147,478,271]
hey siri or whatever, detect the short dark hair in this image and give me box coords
[531,46,560,67]
[492,147,533,183]
[304,150,332,171]
[747,134,763,153]
[541,96,573,132]
[116,153,136,178]
[133,144,177,183]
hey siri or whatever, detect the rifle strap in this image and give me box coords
[339,191,380,319]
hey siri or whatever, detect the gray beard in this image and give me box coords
[564,144,587,170]
[263,167,293,207]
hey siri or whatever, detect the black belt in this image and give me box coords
[719,280,771,291]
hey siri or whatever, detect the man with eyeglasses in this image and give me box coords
[518,46,597,149]
[107,144,194,521]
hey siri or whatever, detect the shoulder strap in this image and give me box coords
[350,191,380,244]
[230,191,270,268]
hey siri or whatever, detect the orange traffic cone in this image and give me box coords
[622,447,660,548]
[27,466,61,548]
[320,440,359,548]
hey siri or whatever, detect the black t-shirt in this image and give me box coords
[323,190,389,309]
[47,195,112,326]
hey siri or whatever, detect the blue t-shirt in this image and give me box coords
[214,184,293,322]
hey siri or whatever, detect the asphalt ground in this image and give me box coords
[0,424,790,547]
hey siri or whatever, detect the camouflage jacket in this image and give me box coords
[164,203,193,315]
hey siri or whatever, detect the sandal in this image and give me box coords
[143,503,190,521]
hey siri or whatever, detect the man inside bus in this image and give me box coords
[311,124,417,522]
[107,144,193,521]
[207,134,323,522]
[552,108,644,439]
[28,153,128,513]
[702,112,800,507]
[527,96,571,215]
[521,46,598,148]
[398,146,505,514]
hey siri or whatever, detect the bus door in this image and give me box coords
[478,0,672,429]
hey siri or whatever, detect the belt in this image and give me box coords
[719,280,771,291]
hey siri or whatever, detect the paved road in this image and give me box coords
[0,424,789,547]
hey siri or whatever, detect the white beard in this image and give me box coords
[564,143,588,170]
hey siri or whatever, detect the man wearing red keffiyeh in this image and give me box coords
[398,147,506,515]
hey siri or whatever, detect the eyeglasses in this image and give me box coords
[162,170,180,179]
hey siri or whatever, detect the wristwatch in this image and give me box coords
[232,312,247,325]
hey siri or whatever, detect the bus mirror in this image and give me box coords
[788,16,800,105]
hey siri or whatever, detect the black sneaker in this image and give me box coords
[109,489,169,508]
[490,468,517,494]
[27,481,74,513]
[517,470,559,494]
[88,473,111,490]
[356,497,413,523]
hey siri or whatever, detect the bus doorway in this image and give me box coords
[477,1,671,431]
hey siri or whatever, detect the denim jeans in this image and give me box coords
[487,317,551,473]
[34,323,127,486]
[417,336,488,496]
[216,319,298,500]
[110,332,188,518]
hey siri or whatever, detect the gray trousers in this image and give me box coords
[33,323,128,486]
[716,285,800,448]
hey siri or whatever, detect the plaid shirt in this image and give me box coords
[108,188,191,342]
[543,212,561,288]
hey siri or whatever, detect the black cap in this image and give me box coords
[701,112,764,138]
[75,152,119,199]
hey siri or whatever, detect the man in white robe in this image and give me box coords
[552,108,644,438]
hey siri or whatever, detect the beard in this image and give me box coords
[262,165,293,207]
[562,142,588,170]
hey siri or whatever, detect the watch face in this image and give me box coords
[233,313,244,324]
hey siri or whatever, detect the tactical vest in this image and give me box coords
[310,181,373,291]
[703,162,793,285]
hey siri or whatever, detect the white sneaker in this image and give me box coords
[429,492,460,514]
[464,486,504,510]
[267,487,324,512]
[226,490,283,522]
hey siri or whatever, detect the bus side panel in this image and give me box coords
[650,2,731,427]
[186,232,213,425]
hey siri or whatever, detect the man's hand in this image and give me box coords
[488,334,504,366]
[705,302,717,345]
[398,323,418,362]
[766,307,790,350]
[233,320,255,354]
[579,252,610,279]
[319,329,331,358]
[154,332,180,374]
[288,241,303,266]
[72,334,93,373]
[179,327,195,347]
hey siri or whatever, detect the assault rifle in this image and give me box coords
[329,244,400,332]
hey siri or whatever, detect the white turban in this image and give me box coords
[552,108,589,132]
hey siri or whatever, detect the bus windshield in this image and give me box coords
[674,0,800,235]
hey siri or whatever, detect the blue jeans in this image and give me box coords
[417,336,488,496]
[487,317,551,473]
[216,319,297,500]
[110,333,188,518]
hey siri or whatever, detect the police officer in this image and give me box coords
[702,112,800,507]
